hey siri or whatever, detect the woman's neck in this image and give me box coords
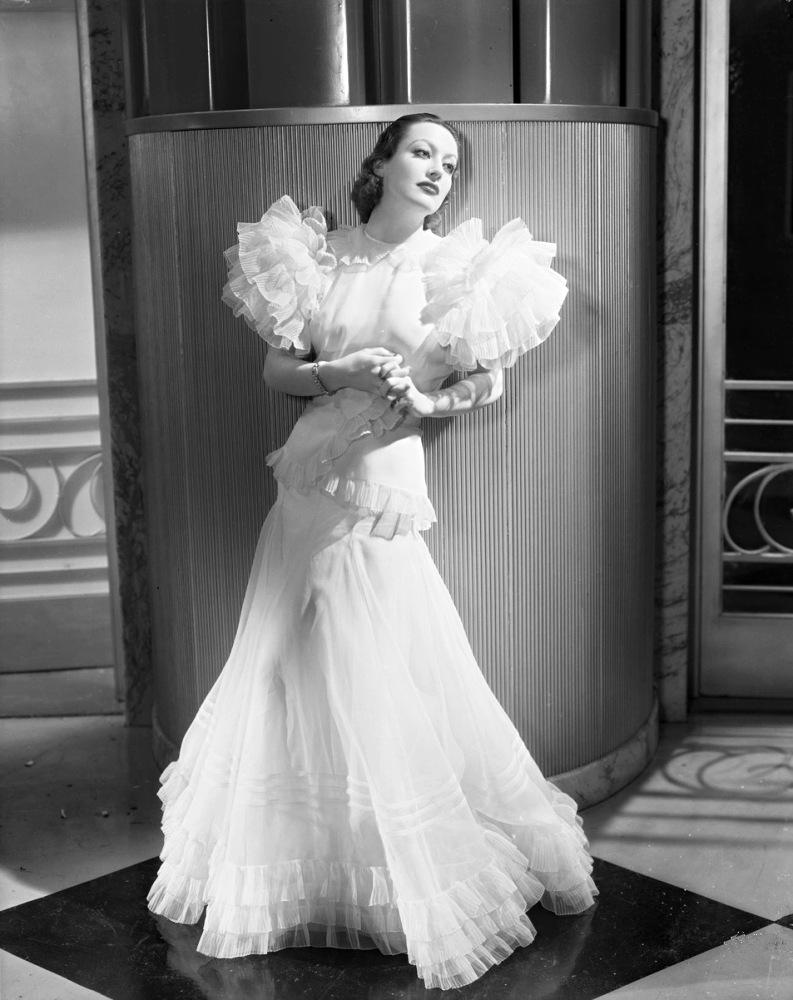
[364,202,425,245]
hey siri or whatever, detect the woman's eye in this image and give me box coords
[443,163,456,174]
[413,148,429,158]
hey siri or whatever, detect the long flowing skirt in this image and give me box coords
[147,486,597,990]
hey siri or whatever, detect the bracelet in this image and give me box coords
[311,361,332,395]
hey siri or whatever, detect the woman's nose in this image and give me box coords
[427,165,442,181]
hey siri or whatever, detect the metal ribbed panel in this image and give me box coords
[129,132,195,739]
[425,121,655,772]
[130,119,655,774]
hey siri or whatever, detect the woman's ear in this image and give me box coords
[372,159,384,178]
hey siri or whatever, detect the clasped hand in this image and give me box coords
[334,348,435,418]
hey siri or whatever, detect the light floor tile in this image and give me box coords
[0,716,163,911]
[0,668,121,718]
[597,923,793,999]
[583,715,793,921]
[0,948,110,1000]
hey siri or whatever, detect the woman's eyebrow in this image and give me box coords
[409,138,458,160]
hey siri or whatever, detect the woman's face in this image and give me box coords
[376,122,458,217]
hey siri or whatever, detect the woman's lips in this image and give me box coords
[417,181,439,195]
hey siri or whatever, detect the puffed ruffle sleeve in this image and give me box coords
[221,195,337,354]
[420,217,568,370]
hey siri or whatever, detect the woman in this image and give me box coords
[147,113,597,991]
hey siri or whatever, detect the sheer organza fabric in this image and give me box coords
[148,197,596,989]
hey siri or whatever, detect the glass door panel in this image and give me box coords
[698,0,793,697]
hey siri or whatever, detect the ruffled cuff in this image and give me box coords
[421,218,568,370]
[221,195,337,353]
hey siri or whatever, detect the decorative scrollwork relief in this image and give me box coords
[0,453,106,542]
[722,462,793,556]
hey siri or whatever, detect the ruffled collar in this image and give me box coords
[329,224,439,269]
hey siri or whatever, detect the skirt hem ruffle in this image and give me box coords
[149,764,598,990]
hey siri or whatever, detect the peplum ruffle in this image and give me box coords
[421,217,569,370]
[221,195,336,353]
[267,389,436,535]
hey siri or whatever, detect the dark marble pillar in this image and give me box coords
[653,0,696,720]
[77,0,152,725]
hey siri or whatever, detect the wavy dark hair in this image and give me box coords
[350,113,460,232]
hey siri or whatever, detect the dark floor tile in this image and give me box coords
[0,857,771,1000]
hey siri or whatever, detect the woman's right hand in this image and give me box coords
[322,348,407,396]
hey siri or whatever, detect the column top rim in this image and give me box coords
[125,104,658,135]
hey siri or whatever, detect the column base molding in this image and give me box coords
[551,695,660,808]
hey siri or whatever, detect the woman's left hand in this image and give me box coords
[381,372,436,418]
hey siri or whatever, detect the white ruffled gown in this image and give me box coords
[147,197,598,991]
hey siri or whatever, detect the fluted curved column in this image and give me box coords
[128,105,658,805]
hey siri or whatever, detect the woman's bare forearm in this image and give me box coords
[262,348,324,396]
[263,348,503,418]
[423,368,503,416]
[387,366,503,419]
[262,345,404,397]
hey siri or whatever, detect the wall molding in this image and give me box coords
[0,379,107,545]
[0,377,112,671]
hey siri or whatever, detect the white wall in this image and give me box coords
[0,9,96,382]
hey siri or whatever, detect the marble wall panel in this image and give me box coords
[653,0,695,720]
[77,0,151,724]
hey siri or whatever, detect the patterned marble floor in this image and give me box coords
[0,714,791,999]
